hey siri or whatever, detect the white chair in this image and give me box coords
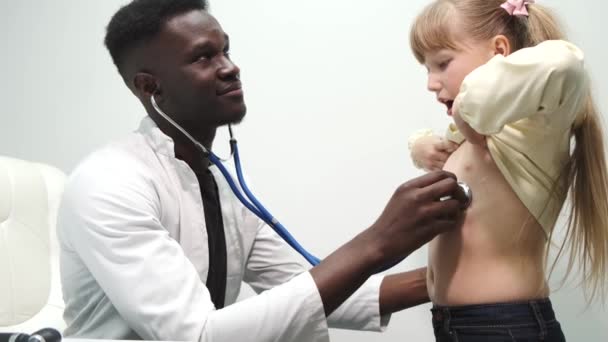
[0,156,66,332]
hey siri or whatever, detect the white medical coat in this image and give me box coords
[57,116,388,342]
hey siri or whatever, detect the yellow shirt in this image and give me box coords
[453,40,589,235]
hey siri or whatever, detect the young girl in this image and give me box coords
[407,0,608,341]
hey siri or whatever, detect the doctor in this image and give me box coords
[57,0,467,341]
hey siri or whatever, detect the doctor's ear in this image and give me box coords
[133,72,161,99]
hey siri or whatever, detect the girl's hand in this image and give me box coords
[410,135,459,171]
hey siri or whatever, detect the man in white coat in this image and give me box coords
[57,0,467,341]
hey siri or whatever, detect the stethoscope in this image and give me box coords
[151,95,321,265]
[150,95,472,270]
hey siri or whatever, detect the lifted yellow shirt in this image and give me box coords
[455,40,588,235]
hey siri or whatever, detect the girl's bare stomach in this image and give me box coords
[428,141,549,306]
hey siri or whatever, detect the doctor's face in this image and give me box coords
[150,10,246,128]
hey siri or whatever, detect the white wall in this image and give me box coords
[1,0,607,340]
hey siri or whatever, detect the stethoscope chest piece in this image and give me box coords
[458,181,472,209]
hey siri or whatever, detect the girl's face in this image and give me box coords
[422,24,501,116]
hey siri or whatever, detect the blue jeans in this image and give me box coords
[431,299,566,341]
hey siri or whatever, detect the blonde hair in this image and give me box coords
[410,0,608,303]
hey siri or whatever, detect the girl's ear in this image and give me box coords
[491,34,512,56]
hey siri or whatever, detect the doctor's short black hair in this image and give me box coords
[104,0,209,73]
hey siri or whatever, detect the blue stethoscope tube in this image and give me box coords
[151,95,322,265]
[209,140,321,265]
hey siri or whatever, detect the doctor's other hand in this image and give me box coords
[367,171,465,265]
[410,135,458,171]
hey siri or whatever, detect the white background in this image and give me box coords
[1,0,607,340]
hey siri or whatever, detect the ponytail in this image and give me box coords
[553,96,608,303]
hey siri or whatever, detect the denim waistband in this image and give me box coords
[431,298,557,328]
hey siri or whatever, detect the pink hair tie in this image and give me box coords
[501,0,535,17]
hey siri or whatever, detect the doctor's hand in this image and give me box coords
[310,171,466,316]
[366,170,465,264]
